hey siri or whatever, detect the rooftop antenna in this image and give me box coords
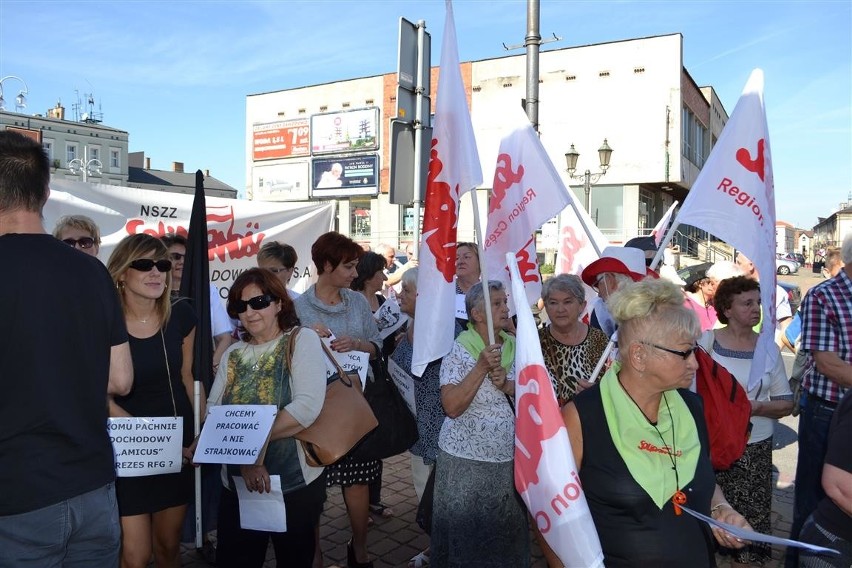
[72,82,104,123]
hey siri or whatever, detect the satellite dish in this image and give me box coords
[81,112,89,121]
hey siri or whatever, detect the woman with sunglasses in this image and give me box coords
[700,276,792,567]
[561,278,750,567]
[107,234,197,568]
[294,231,381,568]
[206,268,327,567]
[53,214,101,258]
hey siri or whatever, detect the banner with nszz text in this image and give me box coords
[44,179,336,298]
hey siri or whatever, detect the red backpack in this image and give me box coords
[694,344,753,471]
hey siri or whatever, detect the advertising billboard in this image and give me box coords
[310,108,379,154]
[252,119,310,161]
[251,161,310,201]
[311,155,379,198]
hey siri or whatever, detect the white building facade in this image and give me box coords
[245,34,728,250]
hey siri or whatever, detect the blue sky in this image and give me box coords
[1,0,849,229]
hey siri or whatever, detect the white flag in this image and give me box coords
[411,0,482,377]
[651,201,679,247]
[672,69,777,389]
[507,253,604,568]
[483,107,573,308]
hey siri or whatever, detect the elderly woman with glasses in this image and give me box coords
[205,268,327,568]
[539,273,610,406]
[700,276,792,567]
[294,231,381,568]
[561,278,750,567]
[431,280,529,567]
[53,214,101,257]
[107,234,197,568]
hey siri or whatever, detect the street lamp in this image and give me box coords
[68,146,102,182]
[564,138,613,212]
[0,75,29,112]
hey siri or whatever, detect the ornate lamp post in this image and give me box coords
[0,75,29,112]
[564,139,613,212]
[68,146,102,182]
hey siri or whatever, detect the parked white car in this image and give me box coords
[776,257,799,275]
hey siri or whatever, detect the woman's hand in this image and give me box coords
[240,464,270,493]
[710,503,751,549]
[330,336,365,353]
[489,365,508,392]
[476,343,502,374]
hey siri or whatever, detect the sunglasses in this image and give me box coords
[642,342,698,360]
[231,294,276,314]
[129,258,173,272]
[62,237,96,249]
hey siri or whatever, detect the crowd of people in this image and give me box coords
[2,128,850,568]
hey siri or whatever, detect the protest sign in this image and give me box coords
[387,358,417,415]
[108,417,183,477]
[193,405,277,464]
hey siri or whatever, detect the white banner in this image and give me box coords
[193,405,277,464]
[108,416,183,477]
[44,179,336,298]
[671,69,777,389]
[412,0,483,377]
[507,254,604,567]
[484,107,573,308]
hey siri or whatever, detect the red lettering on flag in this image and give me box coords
[489,153,525,213]
[422,138,460,282]
[515,363,565,492]
[735,138,765,181]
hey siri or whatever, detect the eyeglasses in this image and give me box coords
[231,294,276,314]
[593,273,608,290]
[265,267,293,274]
[169,252,185,262]
[129,259,173,272]
[642,342,698,360]
[62,237,95,249]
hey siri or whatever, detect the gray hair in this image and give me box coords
[465,280,504,322]
[542,273,585,303]
[401,267,418,289]
[52,214,102,244]
[842,233,852,265]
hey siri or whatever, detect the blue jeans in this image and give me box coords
[0,482,120,568]
[786,391,836,568]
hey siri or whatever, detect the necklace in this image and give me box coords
[242,336,281,371]
[619,380,687,515]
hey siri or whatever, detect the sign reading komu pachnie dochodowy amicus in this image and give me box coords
[108,416,184,477]
[193,405,277,465]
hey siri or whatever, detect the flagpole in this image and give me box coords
[566,198,603,257]
[650,218,681,270]
[469,189,496,344]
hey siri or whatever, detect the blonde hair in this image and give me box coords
[609,278,699,348]
[107,234,173,326]
[52,214,102,244]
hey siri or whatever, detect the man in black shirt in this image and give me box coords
[0,130,133,566]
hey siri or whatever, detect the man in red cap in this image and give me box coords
[581,245,656,337]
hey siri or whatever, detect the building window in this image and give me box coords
[681,107,693,161]
[110,148,120,169]
[42,139,54,161]
[89,146,100,163]
[350,197,371,239]
[66,143,78,166]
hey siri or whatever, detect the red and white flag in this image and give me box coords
[651,200,679,247]
[671,69,777,389]
[507,253,604,568]
[483,107,573,308]
[411,0,482,377]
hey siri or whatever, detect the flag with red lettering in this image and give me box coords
[651,200,679,246]
[507,253,604,567]
[411,0,482,377]
[483,107,573,308]
[669,68,776,389]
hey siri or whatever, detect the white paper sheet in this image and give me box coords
[680,506,840,555]
[387,358,417,415]
[322,335,368,387]
[375,298,409,340]
[233,475,287,532]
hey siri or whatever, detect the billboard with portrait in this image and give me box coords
[311,155,379,198]
[310,108,379,154]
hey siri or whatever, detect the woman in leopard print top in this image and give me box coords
[538,274,609,406]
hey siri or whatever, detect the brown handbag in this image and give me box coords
[286,327,378,467]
